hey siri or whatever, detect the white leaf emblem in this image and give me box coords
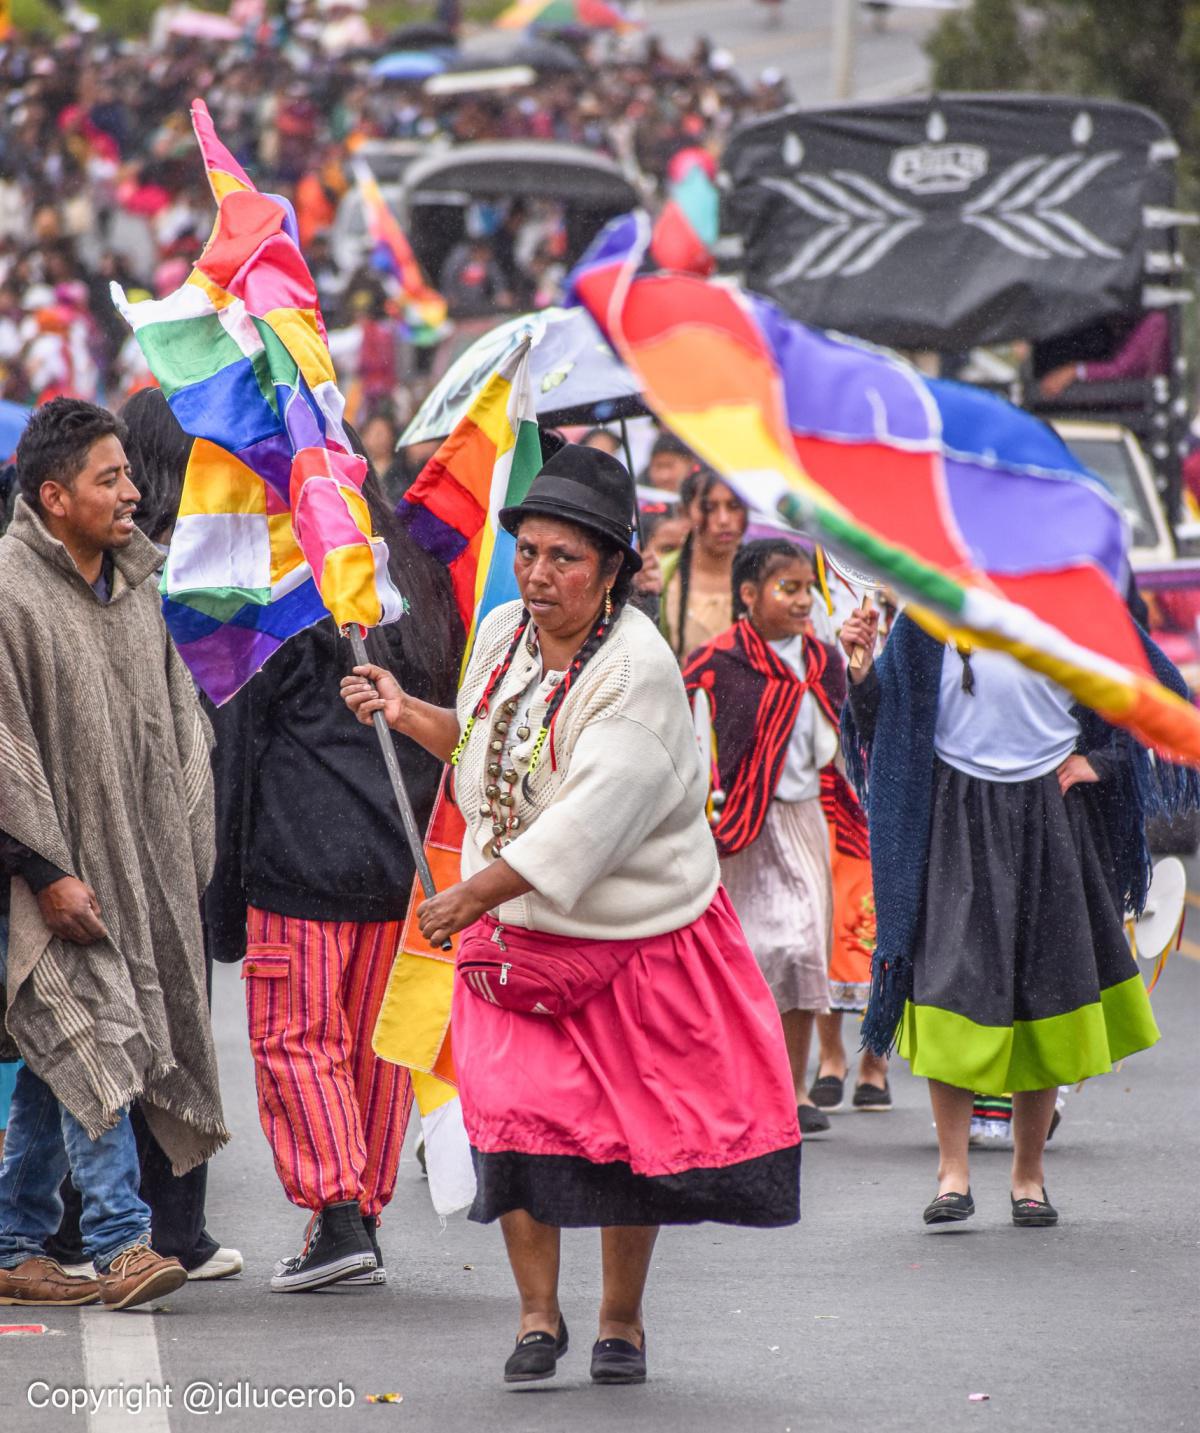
[761,171,922,282]
[962,152,1123,259]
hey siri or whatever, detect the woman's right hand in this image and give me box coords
[340,664,407,730]
[839,607,881,682]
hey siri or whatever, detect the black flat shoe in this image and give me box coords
[503,1317,568,1383]
[1012,1189,1059,1227]
[923,1190,975,1225]
[808,1074,845,1111]
[797,1104,832,1136]
[591,1334,647,1385]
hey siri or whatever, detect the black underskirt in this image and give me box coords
[468,1143,801,1228]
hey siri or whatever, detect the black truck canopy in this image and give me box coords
[721,94,1181,352]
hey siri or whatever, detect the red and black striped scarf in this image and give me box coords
[683,618,868,860]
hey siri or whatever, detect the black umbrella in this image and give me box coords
[448,36,583,76]
[385,22,459,50]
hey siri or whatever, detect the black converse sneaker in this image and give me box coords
[270,1201,377,1293]
[342,1214,387,1287]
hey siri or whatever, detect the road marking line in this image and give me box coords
[81,1311,169,1433]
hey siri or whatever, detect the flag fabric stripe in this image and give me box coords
[372,342,540,1215]
[114,99,406,704]
[567,211,1200,766]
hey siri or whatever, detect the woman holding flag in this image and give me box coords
[342,443,800,1387]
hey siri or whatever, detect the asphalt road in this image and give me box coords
[641,0,937,102]
[4,866,1199,1432]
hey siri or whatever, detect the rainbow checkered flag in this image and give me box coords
[114,100,405,703]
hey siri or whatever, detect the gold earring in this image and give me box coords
[603,588,613,621]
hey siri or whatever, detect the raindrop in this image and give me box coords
[782,133,804,168]
[1072,111,1094,145]
[927,109,947,142]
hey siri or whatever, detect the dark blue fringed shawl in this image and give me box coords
[840,615,1200,1055]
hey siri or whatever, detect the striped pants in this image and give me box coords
[243,908,413,1218]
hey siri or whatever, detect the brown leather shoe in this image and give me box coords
[0,1256,100,1306]
[97,1241,187,1310]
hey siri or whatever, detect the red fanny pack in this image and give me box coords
[456,917,637,1018]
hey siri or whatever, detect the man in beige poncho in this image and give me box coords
[0,398,228,1311]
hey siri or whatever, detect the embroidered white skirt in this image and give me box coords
[720,797,833,1014]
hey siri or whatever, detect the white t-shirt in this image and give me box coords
[934,645,1081,783]
[770,635,839,802]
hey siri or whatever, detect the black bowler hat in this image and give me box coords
[499,442,643,572]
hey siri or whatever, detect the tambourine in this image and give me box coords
[1128,856,1187,994]
[823,549,882,671]
[823,549,880,593]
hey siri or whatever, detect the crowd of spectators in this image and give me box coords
[0,3,790,431]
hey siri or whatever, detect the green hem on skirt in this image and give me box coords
[898,974,1161,1094]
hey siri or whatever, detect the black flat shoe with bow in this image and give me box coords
[1011,1189,1059,1227]
[590,1333,647,1384]
[503,1317,569,1383]
[923,1189,975,1225]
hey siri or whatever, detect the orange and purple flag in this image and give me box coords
[569,211,1200,767]
[353,159,448,348]
[372,343,540,1215]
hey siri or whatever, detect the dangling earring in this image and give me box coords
[603,587,613,621]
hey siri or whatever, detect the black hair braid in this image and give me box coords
[450,610,531,768]
[732,537,808,620]
[475,611,530,717]
[673,530,694,660]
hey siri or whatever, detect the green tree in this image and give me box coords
[925,0,1033,90]
[928,0,1200,159]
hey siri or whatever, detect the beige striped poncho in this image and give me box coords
[0,497,228,1172]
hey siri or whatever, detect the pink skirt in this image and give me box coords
[453,888,801,1227]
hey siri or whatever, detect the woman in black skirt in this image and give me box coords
[840,605,1193,1228]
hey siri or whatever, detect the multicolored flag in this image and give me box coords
[372,342,541,1215]
[495,0,637,32]
[352,160,449,348]
[651,157,719,277]
[569,211,1200,767]
[113,101,405,704]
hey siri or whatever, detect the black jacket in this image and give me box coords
[203,618,444,961]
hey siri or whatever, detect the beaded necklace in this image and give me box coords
[452,606,612,855]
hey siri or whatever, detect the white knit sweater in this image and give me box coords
[455,599,720,938]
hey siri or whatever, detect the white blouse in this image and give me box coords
[934,645,1081,783]
[769,635,839,802]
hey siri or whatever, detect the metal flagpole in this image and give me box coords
[618,415,646,548]
[345,626,441,903]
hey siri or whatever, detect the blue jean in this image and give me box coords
[0,1064,150,1271]
[0,913,16,1133]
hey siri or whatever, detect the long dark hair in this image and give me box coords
[119,388,191,542]
[671,467,747,660]
[346,422,464,706]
